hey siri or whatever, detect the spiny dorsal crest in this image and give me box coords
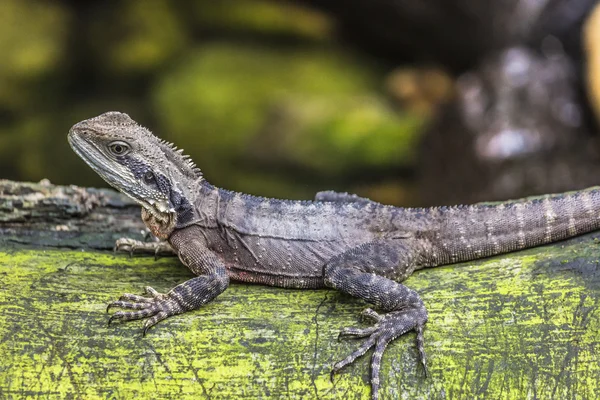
[157,138,202,179]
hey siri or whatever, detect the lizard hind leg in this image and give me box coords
[324,240,428,400]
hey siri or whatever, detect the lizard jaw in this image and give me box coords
[143,199,175,224]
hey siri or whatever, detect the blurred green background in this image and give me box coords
[0,0,441,205]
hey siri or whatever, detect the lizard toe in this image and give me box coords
[338,325,377,340]
[144,286,164,298]
[143,311,169,336]
[332,305,428,399]
[360,308,382,323]
[106,288,186,332]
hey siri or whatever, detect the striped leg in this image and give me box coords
[107,274,228,335]
[109,230,229,335]
[324,240,428,400]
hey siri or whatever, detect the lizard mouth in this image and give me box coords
[68,133,127,187]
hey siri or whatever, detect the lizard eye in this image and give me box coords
[144,171,155,184]
[108,141,130,156]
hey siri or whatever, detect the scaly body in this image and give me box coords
[68,112,600,400]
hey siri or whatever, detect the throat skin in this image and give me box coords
[68,111,600,400]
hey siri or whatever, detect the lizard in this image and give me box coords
[68,111,600,400]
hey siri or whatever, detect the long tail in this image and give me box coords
[429,186,600,265]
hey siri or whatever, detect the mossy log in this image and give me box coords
[0,180,599,399]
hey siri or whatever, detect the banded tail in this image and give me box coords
[429,186,600,265]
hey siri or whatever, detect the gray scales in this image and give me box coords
[68,112,600,400]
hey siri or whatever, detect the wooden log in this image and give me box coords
[0,180,598,398]
[0,179,146,250]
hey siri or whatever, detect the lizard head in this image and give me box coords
[68,111,202,226]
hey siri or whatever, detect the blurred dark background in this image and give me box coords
[1,0,600,206]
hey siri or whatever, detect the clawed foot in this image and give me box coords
[107,286,185,335]
[331,307,428,400]
[114,237,175,259]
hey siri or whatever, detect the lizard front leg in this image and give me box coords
[114,237,175,258]
[108,227,229,335]
[324,239,427,400]
[113,208,177,257]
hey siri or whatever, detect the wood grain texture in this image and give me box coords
[0,180,599,399]
[0,179,146,250]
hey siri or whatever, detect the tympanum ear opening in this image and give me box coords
[144,171,155,184]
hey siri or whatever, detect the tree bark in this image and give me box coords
[0,179,145,250]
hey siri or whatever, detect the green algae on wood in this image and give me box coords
[1,233,599,399]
